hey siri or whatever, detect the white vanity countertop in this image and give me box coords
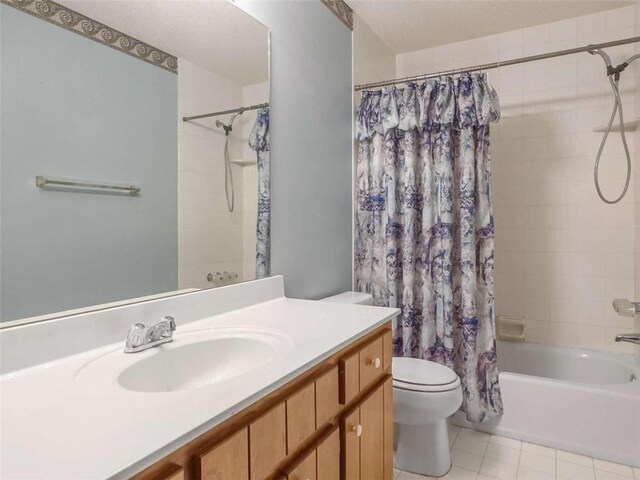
[0,295,399,479]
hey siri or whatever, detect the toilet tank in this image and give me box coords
[319,291,373,305]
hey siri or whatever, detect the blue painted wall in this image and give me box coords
[237,0,354,299]
[0,5,178,321]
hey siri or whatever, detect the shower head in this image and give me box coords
[215,109,245,135]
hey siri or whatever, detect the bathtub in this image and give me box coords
[451,341,640,467]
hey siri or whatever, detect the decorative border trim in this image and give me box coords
[0,0,178,73]
[321,0,353,30]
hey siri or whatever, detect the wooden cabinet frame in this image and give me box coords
[131,322,393,480]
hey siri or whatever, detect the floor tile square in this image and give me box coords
[519,451,556,475]
[457,427,491,442]
[516,466,556,480]
[454,435,490,456]
[490,434,522,450]
[557,459,596,480]
[480,457,519,480]
[593,459,634,477]
[485,443,521,465]
[557,449,594,467]
[452,447,484,472]
[441,466,479,480]
[595,470,636,480]
[521,442,556,458]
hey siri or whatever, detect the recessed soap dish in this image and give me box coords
[497,315,526,342]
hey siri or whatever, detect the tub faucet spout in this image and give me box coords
[614,333,640,345]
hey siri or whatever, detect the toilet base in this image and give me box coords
[394,420,451,477]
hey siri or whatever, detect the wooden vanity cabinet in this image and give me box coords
[131,323,393,480]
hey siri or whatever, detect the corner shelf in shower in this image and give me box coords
[230,158,257,166]
[593,119,640,132]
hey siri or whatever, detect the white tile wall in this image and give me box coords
[396,6,640,353]
[178,59,245,289]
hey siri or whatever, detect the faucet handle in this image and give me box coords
[163,316,176,331]
[613,299,640,317]
[125,323,147,349]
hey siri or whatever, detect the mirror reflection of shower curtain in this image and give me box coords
[249,108,270,278]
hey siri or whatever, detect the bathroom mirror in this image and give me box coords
[0,0,270,326]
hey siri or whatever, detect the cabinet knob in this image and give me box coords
[369,357,381,369]
[351,424,363,437]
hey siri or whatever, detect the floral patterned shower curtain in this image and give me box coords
[249,107,270,279]
[354,74,503,422]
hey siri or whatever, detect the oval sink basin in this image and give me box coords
[119,336,277,393]
[75,328,291,393]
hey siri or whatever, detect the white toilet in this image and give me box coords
[393,357,462,477]
[319,292,462,477]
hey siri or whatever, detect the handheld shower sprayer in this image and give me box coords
[216,109,245,212]
[588,47,639,204]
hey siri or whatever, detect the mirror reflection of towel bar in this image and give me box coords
[35,176,140,196]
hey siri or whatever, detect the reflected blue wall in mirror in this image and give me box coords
[0,4,178,321]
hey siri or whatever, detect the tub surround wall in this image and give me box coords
[353,13,396,89]
[178,59,245,289]
[395,5,639,353]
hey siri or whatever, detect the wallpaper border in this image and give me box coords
[321,0,353,30]
[0,0,178,73]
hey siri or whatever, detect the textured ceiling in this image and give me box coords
[349,0,635,53]
[58,0,269,84]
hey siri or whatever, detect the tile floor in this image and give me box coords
[394,425,640,480]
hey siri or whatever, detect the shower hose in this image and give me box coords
[591,51,640,204]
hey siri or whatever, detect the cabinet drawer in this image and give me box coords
[287,381,316,453]
[315,366,339,426]
[359,336,384,393]
[382,330,392,372]
[197,428,248,480]
[250,403,286,480]
[339,335,386,406]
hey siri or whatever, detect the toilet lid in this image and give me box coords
[392,357,459,390]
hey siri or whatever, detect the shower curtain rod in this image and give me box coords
[354,35,640,91]
[182,102,269,122]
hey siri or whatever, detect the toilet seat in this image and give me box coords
[393,357,461,392]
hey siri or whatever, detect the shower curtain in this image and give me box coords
[249,107,270,279]
[354,74,503,422]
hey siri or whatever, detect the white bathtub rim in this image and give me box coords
[498,371,640,396]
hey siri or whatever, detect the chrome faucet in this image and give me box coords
[615,333,640,346]
[124,316,176,353]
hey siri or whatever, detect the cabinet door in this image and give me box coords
[287,381,316,453]
[316,366,339,426]
[360,383,384,480]
[197,428,249,480]
[287,450,316,480]
[317,428,340,480]
[340,408,360,480]
[383,377,393,480]
[250,403,286,480]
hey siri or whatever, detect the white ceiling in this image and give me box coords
[350,0,635,53]
[58,0,269,85]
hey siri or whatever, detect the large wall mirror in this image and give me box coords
[0,0,270,326]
